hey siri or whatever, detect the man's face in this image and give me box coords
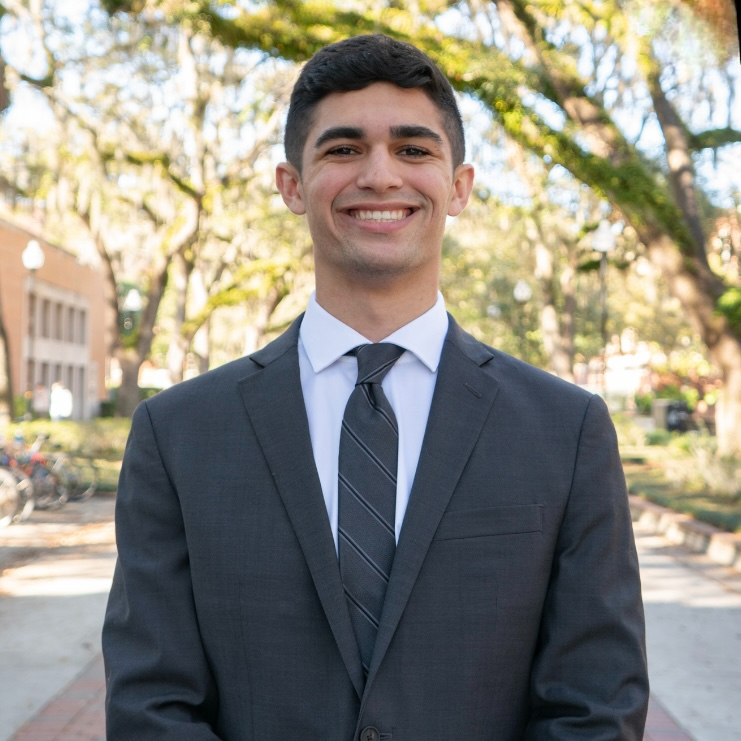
[276,82,474,292]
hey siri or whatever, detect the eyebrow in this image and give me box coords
[313,124,445,149]
[390,125,444,147]
[314,126,364,148]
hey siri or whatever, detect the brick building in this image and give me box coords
[0,218,108,419]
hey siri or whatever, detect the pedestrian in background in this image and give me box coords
[49,382,72,421]
[32,383,50,419]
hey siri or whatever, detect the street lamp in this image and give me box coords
[21,239,45,404]
[592,221,615,351]
[121,288,143,335]
[21,239,45,272]
[122,288,143,312]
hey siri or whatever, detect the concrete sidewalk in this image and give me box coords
[3,498,741,740]
[11,656,105,741]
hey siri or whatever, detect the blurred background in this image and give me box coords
[1,0,739,528]
[0,2,740,738]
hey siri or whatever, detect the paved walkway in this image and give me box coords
[11,656,105,741]
[4,500,741,740]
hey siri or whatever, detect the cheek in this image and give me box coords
[305,169,348,200]
[414,173,454,205]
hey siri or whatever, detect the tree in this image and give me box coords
[0,1,303,415]
[0,284,12,424]
[105,0,741,452]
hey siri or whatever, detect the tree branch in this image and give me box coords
[689,127,741,150]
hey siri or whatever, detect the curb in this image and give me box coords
[629,495,741,573]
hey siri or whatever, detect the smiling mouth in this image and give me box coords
[350,208,412,222]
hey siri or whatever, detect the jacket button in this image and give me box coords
[359,727,380,741]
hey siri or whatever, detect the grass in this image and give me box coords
[623,459,741,534]
[613,414,741,534]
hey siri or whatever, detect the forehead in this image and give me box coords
[305,82,448,145]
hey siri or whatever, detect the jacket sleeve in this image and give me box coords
[102,401,221,740]
[524,394,649,740]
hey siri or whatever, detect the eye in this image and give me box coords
[399,145,430,157]
[326,145,359,156]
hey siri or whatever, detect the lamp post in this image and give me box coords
[21,239,45,411]
[592,221,615,351]
[121,288,143,335]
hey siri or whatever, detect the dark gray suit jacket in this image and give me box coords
[103,315,648,740]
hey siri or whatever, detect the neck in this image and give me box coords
[315,280,438,342]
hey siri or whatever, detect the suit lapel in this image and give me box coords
[365,317,500,690]
[237,318,365,698]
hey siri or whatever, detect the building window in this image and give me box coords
[55,303,64,340]
[78,366,86,418]
[41,299,51,338]
[78,309,87,345]
[67,306,76,343]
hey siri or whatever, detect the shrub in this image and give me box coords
[3,418,131,459]
[646,429,674,446]
[664,432,741,498]
[634,393,653,416]
[612,413,648,448]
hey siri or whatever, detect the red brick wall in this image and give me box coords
[0,218,108,417]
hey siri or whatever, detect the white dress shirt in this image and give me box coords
[298,291,448,552]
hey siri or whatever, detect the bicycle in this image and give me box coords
[0,465,19,528]
[9,434,69,511]
[31,434,99,504]
[0,448,36,523]
[2,438,37,523]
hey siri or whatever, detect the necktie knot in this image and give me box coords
[353,343,404,386]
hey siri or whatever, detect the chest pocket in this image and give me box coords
[433,503,544,541]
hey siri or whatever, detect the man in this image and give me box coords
[49,381,73,421]
[103,34,648,740]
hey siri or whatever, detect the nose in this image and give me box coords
[356,147,403,191]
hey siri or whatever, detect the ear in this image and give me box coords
[447,163,475,217]
[275,162,306,215]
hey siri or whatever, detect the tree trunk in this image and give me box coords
[116,349,143,417]
[643,231,741,455]
[709,337,741,457]
[193,320,210,375]
[113,261,170,417]
[167,252,194,385]
[0,311,13,425]
[532,227,574,381]
[0,56,9,114]
[559,258,576,371]
[243,287,287,356]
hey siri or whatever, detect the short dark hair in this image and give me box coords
[284,34,465,172]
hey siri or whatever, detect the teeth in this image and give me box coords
[353,209,407,222]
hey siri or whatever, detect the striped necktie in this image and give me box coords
[338,343,405,677]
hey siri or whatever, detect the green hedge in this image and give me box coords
[3,418,131,459]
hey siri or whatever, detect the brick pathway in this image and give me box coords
[11,656,105,741]
[644,696,696,740]
[11,653,693,740]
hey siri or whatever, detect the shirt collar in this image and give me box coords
[299,291,448,373]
